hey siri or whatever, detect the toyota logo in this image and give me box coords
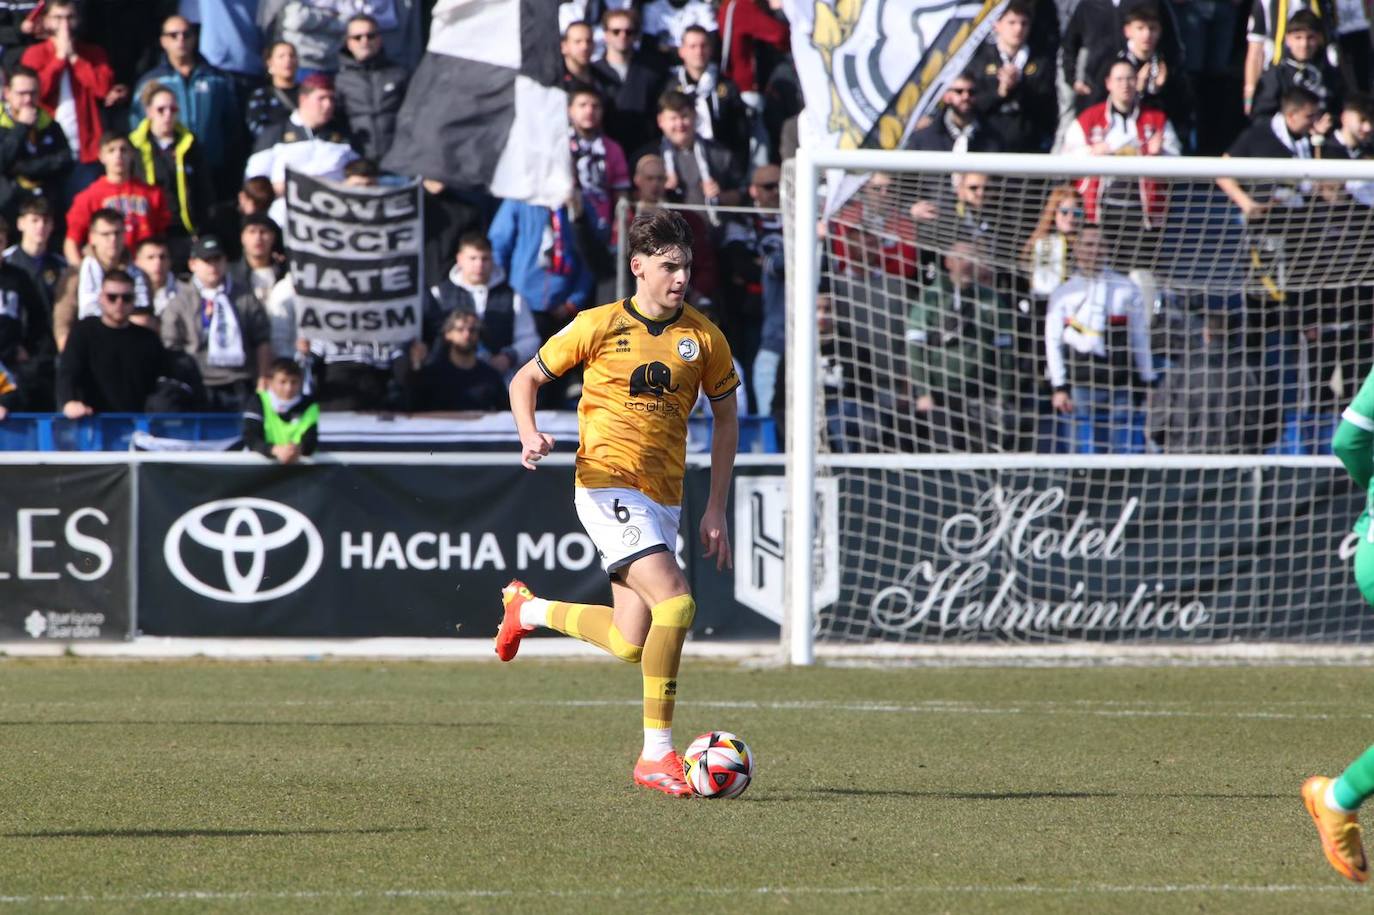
[164,498,323,603]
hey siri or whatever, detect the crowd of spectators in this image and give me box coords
[0,0,1367,459]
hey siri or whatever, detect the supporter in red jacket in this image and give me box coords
[19,0,125,168]
[717,0,788,97]
[64,134,170,265]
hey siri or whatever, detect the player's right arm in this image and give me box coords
[511,310,596,470]
[1334,367,1374,491]
[509,358,555,470]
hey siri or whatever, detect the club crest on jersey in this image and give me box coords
[677,337,699,362]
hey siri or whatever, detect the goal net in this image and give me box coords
[782,151,1374,661]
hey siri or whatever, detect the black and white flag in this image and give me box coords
[784,0,1005,151]
[381,0,573,207]
[284,170,423,345]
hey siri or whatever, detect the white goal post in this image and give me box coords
[784,150,1374,665]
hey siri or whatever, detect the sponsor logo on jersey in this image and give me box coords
[629,361,679,398]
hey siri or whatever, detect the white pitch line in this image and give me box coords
[498,697,1358,722]
[0,883,1363,905]
[0,697,1357,722]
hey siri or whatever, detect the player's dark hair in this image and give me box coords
[90,207,125,233]
[269,357,303,378]
[563,18,591,37]
[134,235,168,256]
[102,268,134,288]
[344,157,379,179]
[7,64,37,87]
[658,89,696,115]
[627,208,693,259]
[567,84,604,107]
[457,231,492,254]
[1122,4,1161,25]
[1286,9,1323,34]
[1346,92,1374,122]
[1281,85,1321,111]
[263,39,296,66]
[1000,0,1034,20]
[682,24,711,42]
[241,176,276,210]
[17,196,50,219]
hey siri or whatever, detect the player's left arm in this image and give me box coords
[701,384,738,571]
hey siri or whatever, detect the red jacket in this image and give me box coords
[718,0,789,94]
[1065,101,1173,228]
[66,177,170,250]
[21,40,115,164]
[830,201,920,280]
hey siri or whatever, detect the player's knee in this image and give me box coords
[608,625,643,663]
[651,594,696,629]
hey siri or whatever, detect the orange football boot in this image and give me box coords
[494,580,535,662]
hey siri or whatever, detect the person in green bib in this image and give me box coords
[242,358,318,464]
[1302,369,1374,883]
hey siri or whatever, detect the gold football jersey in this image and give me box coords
[537,298,739,506]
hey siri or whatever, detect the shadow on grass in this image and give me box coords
[3,826,430,839]
[745,788,1289,802]
[0,720,500,729]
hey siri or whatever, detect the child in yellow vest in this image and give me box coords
[242,358,318,463]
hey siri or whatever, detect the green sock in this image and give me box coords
[1333,745,1374,811]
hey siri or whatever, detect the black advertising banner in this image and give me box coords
[284,169,422,344]
[136,461,782,639]
[823,466,1373,643]
[138,463,616,637]
[0,464,131,640]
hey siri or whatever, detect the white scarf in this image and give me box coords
[195,277,246,369]
[571,130,610,213]
[997,43,1030,72]
[661,135,717,225]
[267,390,302,414]
[673,64,720,141]
[943,109,978,154]
[1031,233,1070,296]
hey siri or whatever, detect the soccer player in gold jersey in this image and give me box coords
[497,209,739,796]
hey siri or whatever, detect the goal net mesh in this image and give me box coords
[783,157,1374,644]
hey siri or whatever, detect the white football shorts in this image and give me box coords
[573,487,681,577]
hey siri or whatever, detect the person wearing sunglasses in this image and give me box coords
[591,9,665,155]
[335,13,409,162]
[906,72,1004,155]
[129,82,213,269]
[57,269,170,419]
[128,15,239,193]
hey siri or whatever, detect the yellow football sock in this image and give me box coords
[641,595,696,731]
[545,601,642,662]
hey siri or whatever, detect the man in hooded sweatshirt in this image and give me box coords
[426,231,538,381]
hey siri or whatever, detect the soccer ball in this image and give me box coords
[682,731,754,798]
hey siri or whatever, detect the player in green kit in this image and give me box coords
[1302,369,1374,883]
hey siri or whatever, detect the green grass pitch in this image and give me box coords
[2,658,1373,913]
